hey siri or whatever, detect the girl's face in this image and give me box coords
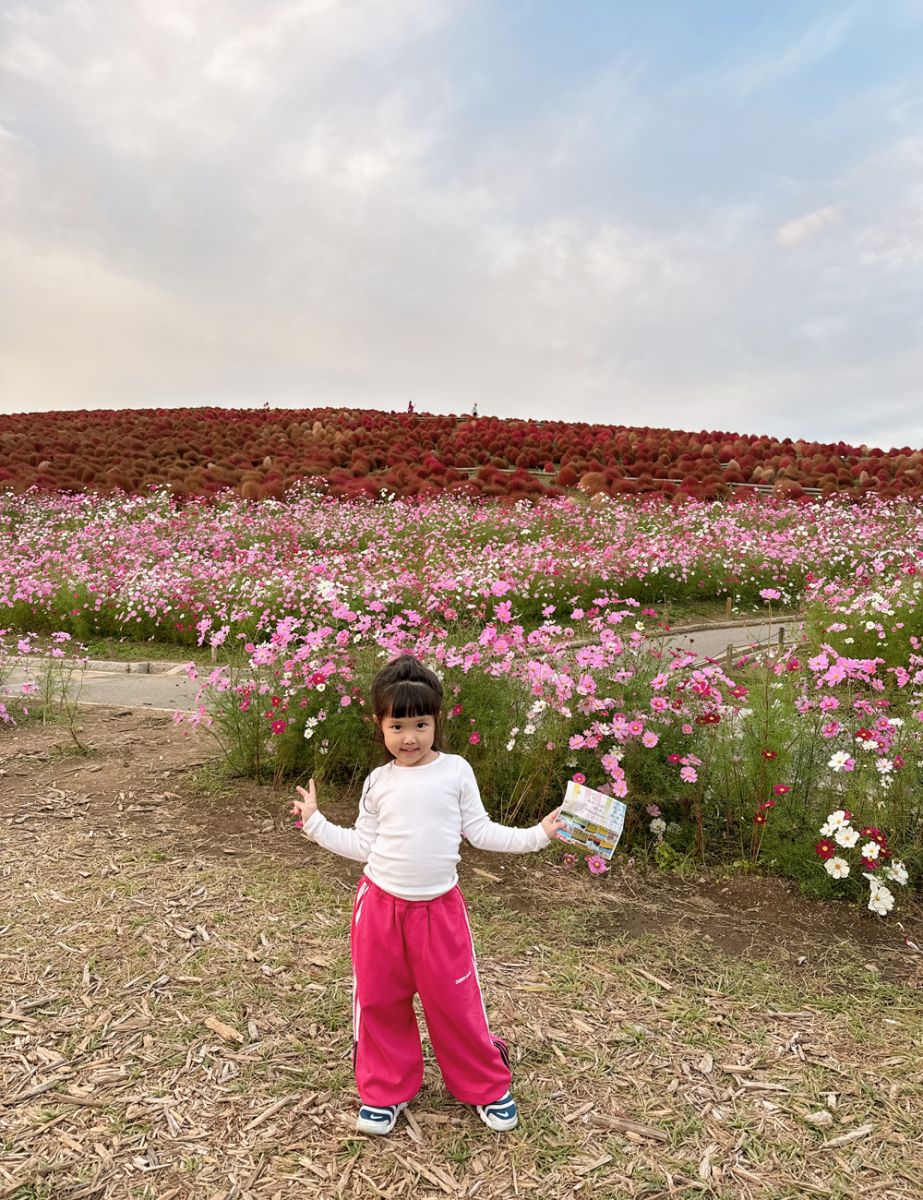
[379,711,438,767]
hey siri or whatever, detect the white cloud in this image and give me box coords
[776,205,841,248]
[723,10,857,96]
[0,2,922,449]
[799,316,847,341]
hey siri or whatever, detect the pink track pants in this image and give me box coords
[350,876,512,1107]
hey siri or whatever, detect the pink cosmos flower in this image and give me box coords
[586,854,608,875]
[469,732,481,745]
[680,766,698,783]
[572,772,586,784]
[646,803,661,817]
[760,588,781,601]
[562,853,578,869]
[271,719,287,735]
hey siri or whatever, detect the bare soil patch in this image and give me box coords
[2,711,921,1199]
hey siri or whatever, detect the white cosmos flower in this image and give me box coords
[875,758,893,774]
[826,810,849,829]
[868,886,894,916]
[860,841,880,860]
[828,752,851,772]
[650,818,667,835]
[884,861,909,886]
[819,821,835,837]
[824,856,850,879]
[834,826,859,849]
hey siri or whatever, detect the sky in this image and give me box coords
[2,1,922,448]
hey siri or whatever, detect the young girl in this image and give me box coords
[291,654,564,1136]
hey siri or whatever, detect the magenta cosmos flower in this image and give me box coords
[586,854,609,875]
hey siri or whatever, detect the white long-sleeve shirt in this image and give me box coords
[302,752,550,901]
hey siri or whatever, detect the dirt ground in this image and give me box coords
[1,710,921,1200]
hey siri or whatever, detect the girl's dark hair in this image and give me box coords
[370,655,444,756]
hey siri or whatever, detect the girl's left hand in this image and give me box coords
[541,806,566,839]
[291,780,318,830]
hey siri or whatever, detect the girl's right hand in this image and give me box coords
[291,780,319,830]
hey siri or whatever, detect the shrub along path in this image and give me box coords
[2,616,804,715]
[1,709,920,1200]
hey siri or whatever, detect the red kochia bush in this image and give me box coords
[0,406,918,501]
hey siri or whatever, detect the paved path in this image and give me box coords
[4,663,201,713]
[3,618,803,713]
[658,617,802,662]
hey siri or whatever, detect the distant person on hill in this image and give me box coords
[407,401,414,413]
[291,654,565,1136]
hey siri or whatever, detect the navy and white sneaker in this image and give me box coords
[356,1100,409,1135]
[475,1092,519,1132]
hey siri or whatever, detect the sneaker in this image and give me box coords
[356,1100,408,1135]
[475,1092,518,1132]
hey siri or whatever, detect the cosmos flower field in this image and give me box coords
[2,486,921,909]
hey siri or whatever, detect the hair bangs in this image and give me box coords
[378,679,442,722]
